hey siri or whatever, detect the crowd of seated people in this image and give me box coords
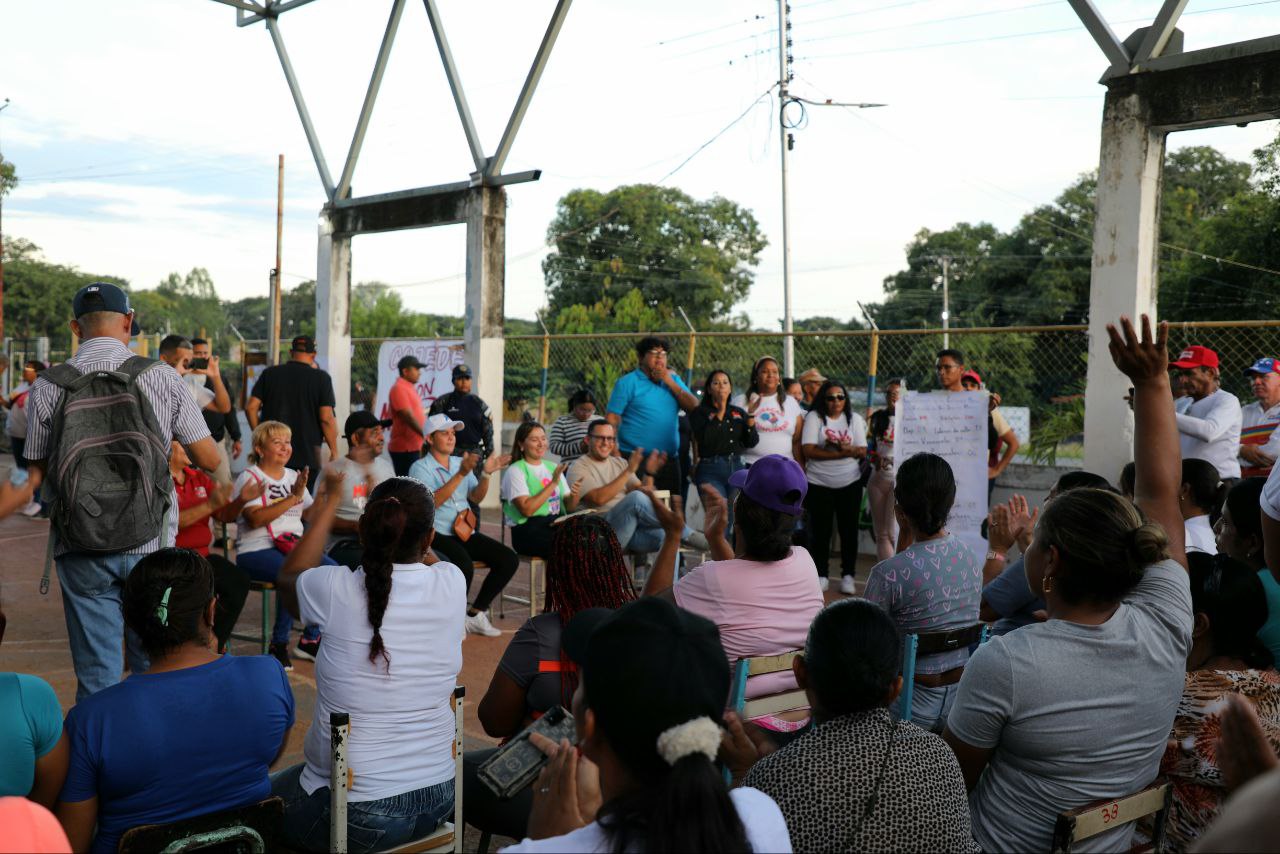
[15,316,1280,853]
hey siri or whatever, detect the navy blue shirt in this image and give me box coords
[60,654,295,853]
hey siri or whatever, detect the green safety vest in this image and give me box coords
[502,459,567,525]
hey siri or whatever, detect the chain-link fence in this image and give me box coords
[234,321,1280,461]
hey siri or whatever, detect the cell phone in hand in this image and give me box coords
[190,357,210,370]
[477,705,577,800]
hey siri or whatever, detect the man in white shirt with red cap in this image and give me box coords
[1171,345,1241,480]
[1240,357,1280,478]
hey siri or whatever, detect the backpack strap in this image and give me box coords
[116,355,161,383]
[41,363,83,391]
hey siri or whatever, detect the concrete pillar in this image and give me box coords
[316,210,353,450]
[1082,89,1165,481]
[465,185,507,460]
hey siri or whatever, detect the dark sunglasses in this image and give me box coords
[826,394,847,401]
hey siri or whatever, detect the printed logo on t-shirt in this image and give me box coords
[195,485,208,499]
[539,474,561,514]
[824,426,852,446]
[756,405,791,432]
[352,479,370,511]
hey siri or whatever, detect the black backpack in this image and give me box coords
[41,356,173,553]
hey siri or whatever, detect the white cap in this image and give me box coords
[425,413,464,436]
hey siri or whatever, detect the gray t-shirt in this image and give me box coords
[317,455,395,550]
[947,559,1192,853]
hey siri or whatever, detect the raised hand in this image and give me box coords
[484,453,511,474]
[645,449,668,476]
[570,478,584,501]
[526,735,600,840]
[700,484,730,545]
[460,452,480,475]
[987,503,1016,554]
[238,477,265,503]
[648,491,685,537]
[552,461,570,483]
[291,467,310,499]
[320,466,346,499]
[627,448,644,474]
[1106,314,1169,385]
[210,481,234,510]
[1006,494,1038,548]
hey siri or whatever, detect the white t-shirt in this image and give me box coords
[232,465,313,555]
[502,786,793,853]
[1262,464,1280,523]
[1184,515,1217,555]
[1174,389,1242,479]
[500,459,568,526]
[801,410,867,488]
[315,455,396,550]
[297,561,466,801]
[731,393,804,464]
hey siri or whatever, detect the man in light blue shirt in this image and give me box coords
[606,336,699,494]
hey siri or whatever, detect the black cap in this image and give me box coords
[291,335,317,354]
[452,364,473,380]
[344,410,392,438]
[398,355,426,371]
[73,283,132,319]
[562,599,729,769]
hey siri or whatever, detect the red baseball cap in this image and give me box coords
[961,369,982,385]
[1170,346,1219,370]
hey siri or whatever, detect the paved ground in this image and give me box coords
[0,454,877,852]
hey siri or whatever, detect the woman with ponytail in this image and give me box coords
[1142,552,1280,850]
[507,597,792,853]
[944,316,1194,853]
[271,471,466,852]
[56,549,294,853]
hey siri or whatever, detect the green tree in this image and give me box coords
[543,184,766,326]
[2,239,129,349]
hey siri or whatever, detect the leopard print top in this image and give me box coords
[742,707,980,853]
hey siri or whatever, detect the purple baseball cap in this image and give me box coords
[728,454,807,516]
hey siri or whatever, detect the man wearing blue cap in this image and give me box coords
[1240,357,1280,478]
[24,283,220,700]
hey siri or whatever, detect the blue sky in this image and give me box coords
[2,0,1277,327]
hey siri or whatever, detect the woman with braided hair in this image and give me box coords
[55,548,295,853]
[271,472,466,853]
[463,514,637,841]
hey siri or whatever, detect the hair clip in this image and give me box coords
[154,586,172,626]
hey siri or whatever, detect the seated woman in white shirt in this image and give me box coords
[270,472,466,853]
[1180,458,1224,555]
[506,597,792,853]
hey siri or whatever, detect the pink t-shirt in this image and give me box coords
[674,548,824,699]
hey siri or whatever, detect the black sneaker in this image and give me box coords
[295,635,321,662]
[269,641,294,671]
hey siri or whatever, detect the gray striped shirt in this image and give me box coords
[25,335,211,555]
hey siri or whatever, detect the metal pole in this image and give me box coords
[330,712,349,854]
[778,0,795,378]
[272,154,284,365]
[867,330,880,416]
[678,306,696,387]
[0,98,10,347]
[941,256,951,349]
[537,313,549,424]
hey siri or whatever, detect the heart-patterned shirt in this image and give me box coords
[864,533,983,674]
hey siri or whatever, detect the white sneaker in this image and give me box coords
[465,611,502,637]
[818,577,830,592]
[840,575,856,595]
[19,501,41,517]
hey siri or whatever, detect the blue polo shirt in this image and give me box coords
[408,453,479,536]
[607,369,689,456]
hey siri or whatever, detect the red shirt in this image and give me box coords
[174,466,215,555]
[388,376,425,453]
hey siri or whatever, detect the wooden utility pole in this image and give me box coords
[271,154,284,364]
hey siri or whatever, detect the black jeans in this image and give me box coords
[804,481,862,578]
[462,748,532,841]
[390,451,420,477]
[207,553,251,652]
[432,531,520,612]
[509,516,557,560]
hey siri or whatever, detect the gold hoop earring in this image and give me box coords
[1042,578,1054,594]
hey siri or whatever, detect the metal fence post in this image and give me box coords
[537,317,550,425]
[330,712,349,854]
[866,330,880,416]
[679,307,697,387]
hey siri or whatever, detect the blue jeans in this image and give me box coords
[604,489,691,553]
[56,551,150,701]
[236,548,333,644]
[272,763,454,853]
[892,683,960,734]
[693,455,741,539]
